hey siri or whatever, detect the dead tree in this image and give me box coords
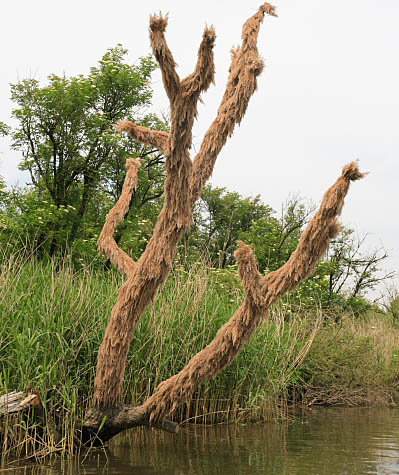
[81,4,366,444]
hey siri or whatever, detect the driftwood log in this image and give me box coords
[0,391,40,415]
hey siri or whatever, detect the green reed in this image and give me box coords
[1,250,398,456]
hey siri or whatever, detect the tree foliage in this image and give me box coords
[186,185,274,267]
[9,45,167,256]
[0,121,10,137]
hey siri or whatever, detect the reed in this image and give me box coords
[297,312,399,406]
[1,251,398,456]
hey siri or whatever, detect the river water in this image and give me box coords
[5,407,399,474]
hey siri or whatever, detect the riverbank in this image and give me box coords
[1,253,398,455]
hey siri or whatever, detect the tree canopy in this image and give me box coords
[9,45,167,256]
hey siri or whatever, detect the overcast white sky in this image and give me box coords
[0,1,398,298]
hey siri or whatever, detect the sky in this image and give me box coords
[0,0,398,299]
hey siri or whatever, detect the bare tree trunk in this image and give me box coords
[82,3,366,444]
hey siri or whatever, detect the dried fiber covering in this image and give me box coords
[97,158,141,277]
[141,162,365,422]
[93,3,278,410]
[93,2,366,426]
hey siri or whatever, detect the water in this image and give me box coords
[5,408,399,474]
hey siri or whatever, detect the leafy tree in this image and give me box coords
[10,45,167,256]
[325,228,394,299]
[0,121,10,137]
[186,185,273,267]
[382,286,399,325]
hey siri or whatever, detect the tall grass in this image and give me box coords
[1,250,399,456]
[297,313,399,406]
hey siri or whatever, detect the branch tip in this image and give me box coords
[115,121,170,155]
[114,120,133,133]
[342,161,368,182]
[126,158,141,170]
[259,3,278,17]
[150,13,168,32]
[234,240,254,263]
[203,25,216,44]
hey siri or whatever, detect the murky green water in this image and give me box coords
[4,408,399,474]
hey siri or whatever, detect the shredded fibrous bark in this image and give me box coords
[97,158,140,277]
[141,162,365,422]
[115,122,170,156]
[92,3,365,430]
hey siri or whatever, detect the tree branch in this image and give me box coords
[139,162,365,424]
[140,190,164,207]
[260,162,367,305]
[82,405,178,446]
[149,13,181,103]
[97,159,141,277]
[190,3,278,206]
[95,4,277,416]
[115,121,170,156]
[140,241,265,424]
[94,9,221,409]
[181,26,216,97]
[92,3,280,412]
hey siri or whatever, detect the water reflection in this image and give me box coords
[4,408,399,474]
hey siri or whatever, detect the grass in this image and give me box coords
[1,250,399,456]
[296,314,399,406]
